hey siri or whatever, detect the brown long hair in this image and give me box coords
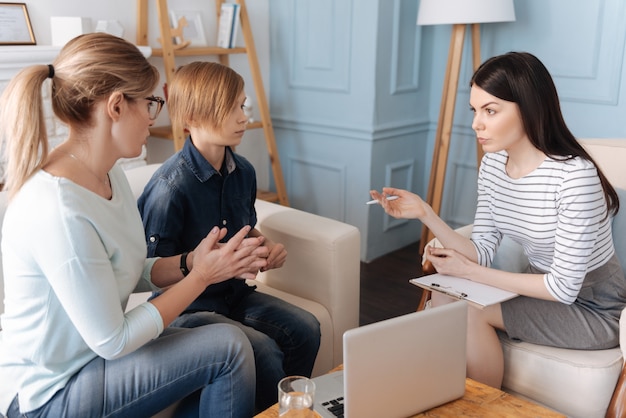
[471,51,619,217]
[0,33,159,199]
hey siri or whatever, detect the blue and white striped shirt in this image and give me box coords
[471,150,614,304]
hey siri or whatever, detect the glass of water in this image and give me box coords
[278,376,316,417]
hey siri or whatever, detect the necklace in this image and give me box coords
[56,149,110,187]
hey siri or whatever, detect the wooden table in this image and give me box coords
[255,366,565,418]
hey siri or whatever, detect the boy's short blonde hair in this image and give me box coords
[168,61,245,130]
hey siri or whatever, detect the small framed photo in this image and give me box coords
[0,3,36,45]
[169,10,207,47]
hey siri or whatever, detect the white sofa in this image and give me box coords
[423,139,626,417]
[0,163,360,414]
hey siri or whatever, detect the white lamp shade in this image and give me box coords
[417,0,516,25]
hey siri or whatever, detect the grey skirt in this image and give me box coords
[501,253,626,349]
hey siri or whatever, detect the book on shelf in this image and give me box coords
[217,3,240,48]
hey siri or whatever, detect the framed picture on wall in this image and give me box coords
[0,2,36,45]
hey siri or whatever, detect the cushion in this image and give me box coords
[500,333,622,417]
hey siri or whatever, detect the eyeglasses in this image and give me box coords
[145,96,165,120]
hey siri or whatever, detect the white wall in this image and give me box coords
[21,0,271,189]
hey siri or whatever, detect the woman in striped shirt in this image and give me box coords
[370,52,624,389]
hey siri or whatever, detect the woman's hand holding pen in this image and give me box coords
[368,187,431,220]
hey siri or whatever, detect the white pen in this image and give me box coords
[366,195,400,205]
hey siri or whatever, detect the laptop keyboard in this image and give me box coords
[321,396,344,417]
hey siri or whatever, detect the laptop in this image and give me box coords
[312,300,468,418]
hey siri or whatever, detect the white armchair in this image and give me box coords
[421,139,626,418]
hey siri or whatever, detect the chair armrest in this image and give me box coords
[254,200,361,368]
[607,365,626,418]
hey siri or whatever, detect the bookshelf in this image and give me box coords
[136,0,289,206]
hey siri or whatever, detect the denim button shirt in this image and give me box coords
[138,137,257,314]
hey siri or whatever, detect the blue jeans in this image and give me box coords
[171,291,321,412]
[6,325,255,418]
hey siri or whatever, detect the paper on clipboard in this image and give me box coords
[410,274,518,309]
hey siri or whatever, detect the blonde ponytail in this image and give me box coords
[0,65,50,199]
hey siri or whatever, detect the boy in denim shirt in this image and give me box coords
[138,62,321,412]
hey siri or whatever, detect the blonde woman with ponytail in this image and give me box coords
[0,33,262,417]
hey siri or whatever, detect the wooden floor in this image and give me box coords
[359,241,426,326]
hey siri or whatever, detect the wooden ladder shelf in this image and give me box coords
[136,0,289,206]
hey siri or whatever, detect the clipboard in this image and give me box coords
[410,274,518,309]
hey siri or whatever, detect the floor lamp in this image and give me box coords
[417,0,515,254]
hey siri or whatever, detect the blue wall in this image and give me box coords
[270,0,626,262]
